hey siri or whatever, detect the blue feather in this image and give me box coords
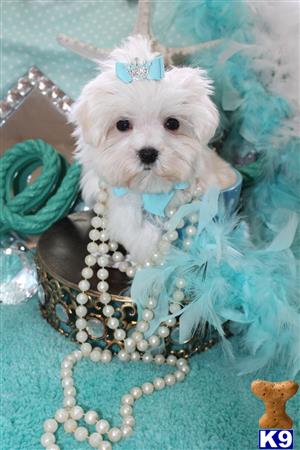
[131,191,299,376]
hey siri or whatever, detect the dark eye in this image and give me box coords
[164,117,180,131]
[116,119,131,132]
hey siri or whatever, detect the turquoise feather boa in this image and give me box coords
[131,0,300,376]
[171,0,299,245]
[131,190,299,375]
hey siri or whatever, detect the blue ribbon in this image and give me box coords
[115,55,165,84]
[113,182,189,217]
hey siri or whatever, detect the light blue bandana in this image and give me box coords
[115,55,165,84]
[113,182,189,217]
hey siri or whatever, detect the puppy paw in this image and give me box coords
[129,223,161,264]
[198,150,236,191]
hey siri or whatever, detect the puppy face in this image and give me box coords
[71,39,219,194]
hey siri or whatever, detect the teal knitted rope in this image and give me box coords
[0,139,81,235]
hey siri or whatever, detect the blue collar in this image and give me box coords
[112,182,189,217]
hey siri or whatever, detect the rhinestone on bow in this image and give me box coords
[127,58,149,81]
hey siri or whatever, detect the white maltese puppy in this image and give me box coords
[70,36,235,264]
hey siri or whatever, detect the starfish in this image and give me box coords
[57,0,221,65]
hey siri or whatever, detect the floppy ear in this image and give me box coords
[166,67,219,144]
[192,82,219,144]
[69,78,109,148]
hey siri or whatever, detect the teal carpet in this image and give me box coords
[1,296,299,450]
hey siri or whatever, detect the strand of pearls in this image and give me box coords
[41,181,198,450]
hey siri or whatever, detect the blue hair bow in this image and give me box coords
[115,55,165,84]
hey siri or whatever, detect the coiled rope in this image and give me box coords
[0,139,81,235]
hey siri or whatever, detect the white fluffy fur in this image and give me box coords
[70,35,235,263]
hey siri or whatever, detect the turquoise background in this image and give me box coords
[1,296,299,450]
[1,1,299,450]
[1,0,188,100]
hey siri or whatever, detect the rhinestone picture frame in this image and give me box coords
[0,66,72,127]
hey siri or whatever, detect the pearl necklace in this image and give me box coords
[40,181,200,450]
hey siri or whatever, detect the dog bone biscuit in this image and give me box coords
[251,380,299,429]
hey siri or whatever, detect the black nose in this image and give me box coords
[138,147,159,164]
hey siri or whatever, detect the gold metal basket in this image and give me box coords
[37,212,219,357]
